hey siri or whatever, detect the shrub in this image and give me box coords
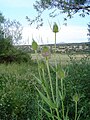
[0,38,32,64]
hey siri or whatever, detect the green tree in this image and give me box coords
[26,0,90,28]
[0,12,31,63]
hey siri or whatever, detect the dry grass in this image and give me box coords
[31,53,90,65]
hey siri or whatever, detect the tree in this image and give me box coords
[0,12,23,44]
[26,0,90,28]
[0,13,5,39]
[0,12,31,63]
[3,19,23,44]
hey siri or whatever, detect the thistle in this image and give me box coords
[53,22,59,33]
[32,39,38,51]
[42,46,51,58]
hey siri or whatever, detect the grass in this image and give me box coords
[0,54,90,120]
[31,53,90,65]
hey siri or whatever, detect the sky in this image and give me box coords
[0,0,90,45]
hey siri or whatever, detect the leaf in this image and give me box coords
[32,74,42,84]
[39,105,58,119]
[77,107,84,120]
[36,87,57,109]
[39,105,53,118]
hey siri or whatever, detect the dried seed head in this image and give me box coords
[53,22,59,33]
[32,40,38,51]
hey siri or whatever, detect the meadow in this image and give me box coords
[0,52,90,120]
[0,12,90,120]
[31,53,90,65]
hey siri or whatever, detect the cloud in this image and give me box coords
[21,25,88,45]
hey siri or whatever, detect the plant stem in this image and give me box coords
[61,78,65,120]
[54,32,61,119]
[56,108,61,120]
[55,32,56,54]
[46,58,55,103]
[42,68,54,120]
[35,50,41,80]
[75,101,77,120]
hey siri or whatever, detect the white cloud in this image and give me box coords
[21,25,88,45]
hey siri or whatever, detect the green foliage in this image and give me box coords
[0,63,39,120]
[0,37,32,63]
[31,23,90,120]
[65,56,90,120]
[0,12,31,64]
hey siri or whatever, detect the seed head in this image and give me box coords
[32,40,38,51]
[53,22,59,33]
[42,46,50,58]
[73,93,80,102]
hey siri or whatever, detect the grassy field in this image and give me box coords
[0,53,90,120]
[31,53,90,65]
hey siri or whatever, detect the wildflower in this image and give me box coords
[42,46,50,58]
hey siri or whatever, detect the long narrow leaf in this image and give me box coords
[39,105,58,119]
[77,107,84,120]
[39,105,53,118]
[32,74,42,84]
[36,87,57,109]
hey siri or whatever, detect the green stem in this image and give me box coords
[55,32,56,54]
[46,58,55,103]
[54,33,59,108]
[42,68,55,120]
[61,78,65,120]
[35,50,42,80]
[75,102,77,120]
[55,108,61,120]
[54,32,60,119]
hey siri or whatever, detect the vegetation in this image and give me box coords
[0,63,39,120]
[30,23,90,120]
[0,53,90,120]
[0,13,32,63]
[26,0,90,28]
[0,8,90,120]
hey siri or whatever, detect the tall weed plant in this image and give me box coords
[32,23,84,120]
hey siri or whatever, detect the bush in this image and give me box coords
[0,38,32,64]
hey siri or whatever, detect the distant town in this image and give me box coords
[16,42,90,54]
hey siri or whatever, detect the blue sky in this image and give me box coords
[0,0,90,44]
